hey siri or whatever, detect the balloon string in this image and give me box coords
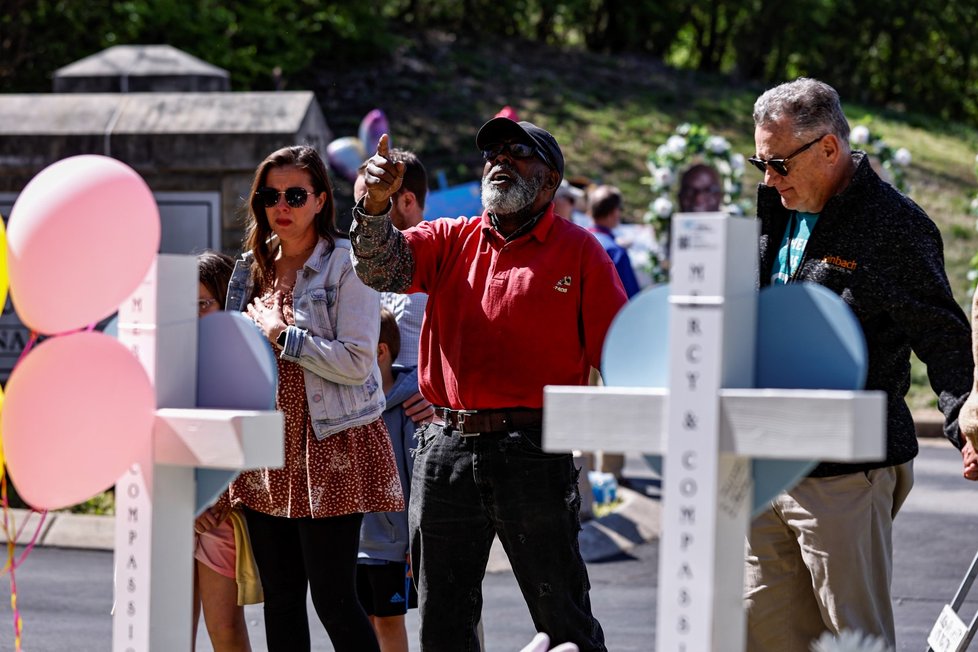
[16,332,37,362]
[2,476,24,652]
[0,329,46,651]
[0,507,47,576]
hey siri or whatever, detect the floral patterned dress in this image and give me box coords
[229,285,404,519]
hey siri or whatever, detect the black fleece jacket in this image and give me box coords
[757,152,973,477]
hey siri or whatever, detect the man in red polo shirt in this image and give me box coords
[351,119,625,652]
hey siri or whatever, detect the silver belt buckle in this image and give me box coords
[456,410,480,437]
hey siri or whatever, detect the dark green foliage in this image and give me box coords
[5,0,978,125]
[1,0,391,92]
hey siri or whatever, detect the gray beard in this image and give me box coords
[481,166,546,216]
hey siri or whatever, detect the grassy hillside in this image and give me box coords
[314,32,978,410]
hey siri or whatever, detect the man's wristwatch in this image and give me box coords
[276,329,287,349]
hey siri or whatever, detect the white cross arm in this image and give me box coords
[153,408,284,469]
[543,385,886,461]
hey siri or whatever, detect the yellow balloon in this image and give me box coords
[0,214,8,311]
[0,384,5,474]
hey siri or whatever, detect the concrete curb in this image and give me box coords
[1,490,663,569]
[0,508,113,550]
[914,408,946,439]
[0,409,941,556]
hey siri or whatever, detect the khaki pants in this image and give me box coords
[744,462,913,652]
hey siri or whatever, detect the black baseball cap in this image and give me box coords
[476,118,564,181]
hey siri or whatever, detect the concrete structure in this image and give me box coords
[0,45,333,382]
[53,44,230,93]
[0,91,331,248]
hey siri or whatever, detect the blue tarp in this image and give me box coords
[424,181,483,221]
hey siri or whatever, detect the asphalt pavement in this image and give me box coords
[1,439,977,651]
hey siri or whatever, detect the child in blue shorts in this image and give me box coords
[357,308,419,651]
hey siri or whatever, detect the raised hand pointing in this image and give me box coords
[362,133,406,216]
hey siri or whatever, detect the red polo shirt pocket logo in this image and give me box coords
[554,275,572,293]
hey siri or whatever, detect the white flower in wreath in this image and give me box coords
[652,196,674,218]
[894,147,912,166]
[971,197,978,213]
[665,135,687,155]
[810,629,892,652]
[653,167,674,188]
[715,159,732,177]
[850,125,871,146]
[706,135,730,154]
[730,152,745,171]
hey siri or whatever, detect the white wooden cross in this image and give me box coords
[111,254,284,652]
[544,213,887,652]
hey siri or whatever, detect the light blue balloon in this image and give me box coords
[602,284,670,387]
[751,282,866,516]
[601,281,868,516]
[194,312,278,516]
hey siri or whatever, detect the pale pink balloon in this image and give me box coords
[7,155,160,334]
[2,332,155,511]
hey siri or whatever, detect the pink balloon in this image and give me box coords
[2,332,155,510]
[7,155,160,334]
[358,109,390,153]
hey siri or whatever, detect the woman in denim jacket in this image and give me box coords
[224,145,403,652]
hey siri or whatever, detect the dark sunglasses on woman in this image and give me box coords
[255,187,318,208]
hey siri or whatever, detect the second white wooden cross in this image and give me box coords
[544,213,886,652]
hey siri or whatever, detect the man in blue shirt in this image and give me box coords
[586,185,640,298]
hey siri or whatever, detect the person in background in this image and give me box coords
[351,119,625,651]
[553,179,583,222]
[224,145,403,652]
[745,77,975,652]
[677,163,723,213]
[357,308,419,652]
[587,184,640,298]
[192,250,254,652]
[353,149,430,375]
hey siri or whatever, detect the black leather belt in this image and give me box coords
[436,407,543,437]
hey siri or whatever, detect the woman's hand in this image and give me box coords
[247,295,288,345]
[362,134,405,216]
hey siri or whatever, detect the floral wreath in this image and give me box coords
[644,123,748,283]
[849,124,912,195]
